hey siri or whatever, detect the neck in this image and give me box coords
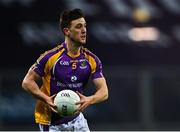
[65,37,81,57]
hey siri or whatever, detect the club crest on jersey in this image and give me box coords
[71,76,77,82]
[79,59,87,69]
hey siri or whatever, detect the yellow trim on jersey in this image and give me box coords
[87,55,97,74]
[44,48,65,77]
[35,47,65,125]
[34,74,52,125]
[83,48,97,74]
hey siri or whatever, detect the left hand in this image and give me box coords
[75,91,93,113]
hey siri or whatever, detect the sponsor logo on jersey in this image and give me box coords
[71,75,77,82]
[57,81,83,88]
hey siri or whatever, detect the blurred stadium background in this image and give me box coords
[1,0,180,131]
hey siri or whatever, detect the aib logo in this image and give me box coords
[71,76,77,82]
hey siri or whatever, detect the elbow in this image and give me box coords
[103,90,109,101]
[22,79,29,91]
[104,92,109,101]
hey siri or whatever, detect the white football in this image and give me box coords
[54,90,80,117]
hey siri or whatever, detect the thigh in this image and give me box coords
[72,113,90,131]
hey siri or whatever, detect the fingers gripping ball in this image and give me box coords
[54,90,80,117]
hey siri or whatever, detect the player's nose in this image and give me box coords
[81,27,86,34]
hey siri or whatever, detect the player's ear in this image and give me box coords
[63,28,70,36]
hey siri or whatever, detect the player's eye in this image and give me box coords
[75,24,82,29]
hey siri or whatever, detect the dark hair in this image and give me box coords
[59,8,85,34]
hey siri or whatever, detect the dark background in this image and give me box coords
[1,0,180,130]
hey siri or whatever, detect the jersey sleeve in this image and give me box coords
[30,45,64,77]
[91,56,103,80]
[31,52,50,77]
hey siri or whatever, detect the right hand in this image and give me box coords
[45,94,58,113]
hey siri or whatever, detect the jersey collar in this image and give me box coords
[63,42,83,58]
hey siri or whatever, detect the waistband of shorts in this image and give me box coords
[51,113,80,125]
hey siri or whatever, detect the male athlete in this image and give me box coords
[22,8,109,131]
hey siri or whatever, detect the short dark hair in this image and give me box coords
[59,8,85,34]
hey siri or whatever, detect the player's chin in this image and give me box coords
[80,39,86,45]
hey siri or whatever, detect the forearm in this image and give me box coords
[90,77,109,104]
[22,80,49,103]
[90,86,108,104]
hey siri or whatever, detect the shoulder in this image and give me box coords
[82,47,102,73]
[37,44,64,64]
[82,47,101,63]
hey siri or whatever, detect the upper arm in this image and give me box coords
[92,77,109,101]
[23,68,41,84]
[93,77,108,91]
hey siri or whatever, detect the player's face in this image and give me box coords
[68,17,87,45]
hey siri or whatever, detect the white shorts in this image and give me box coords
[39,113,90,132]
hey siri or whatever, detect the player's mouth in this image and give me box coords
[81,35,86,40]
